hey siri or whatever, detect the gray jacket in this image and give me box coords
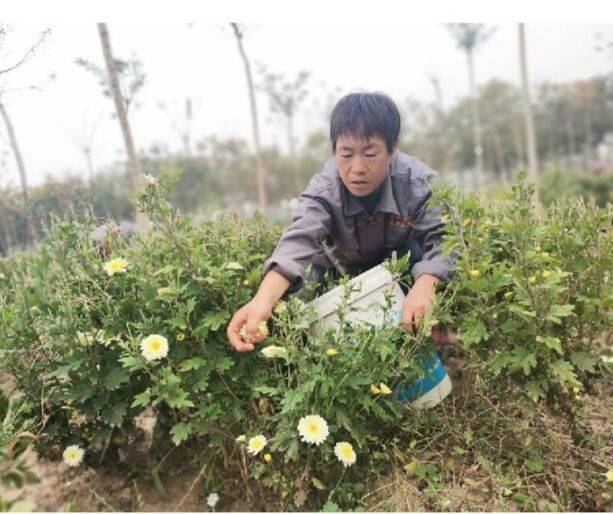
[263,151,455,285]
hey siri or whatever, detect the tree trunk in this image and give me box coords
[0,100,32,242]
[231,23,267,213]
[287,114,296,157]
[466,50,484,189]
[84,146,95,181]
[97,23,148,229]
[183,97,192,157]
[518,24,539,187]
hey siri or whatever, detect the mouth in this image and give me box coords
[351,180,369,187]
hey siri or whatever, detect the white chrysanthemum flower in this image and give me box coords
[334,441,357,467]
[140,334,169,361]
[103,258,129,276]
[62,444,85,467]
[247,435,267,455]
[206,492,220,508]
[235,434,246,442]
[260,345,288,359]
[297,414,329,445]
[143,173,159,185]
[226,262,243,270]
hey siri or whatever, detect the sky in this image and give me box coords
[0,22,612,187]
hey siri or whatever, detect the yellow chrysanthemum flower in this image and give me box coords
[247,435,267,455]
[176,332,186,341]
[542,270,551,278]
[242,279,250,286]
[469,269,480,278]
[226,262,243,271]
[541,252,549,258]
[534,245,541,252]
[379,383,392,395]
[606,469,613,483]
[62,444,85,467]
[528,276,537,284]
[260,345,288,359]
[274,301,287,314]
[103,258,129,276]
[504,291,513,299]
[326,348,339,356]
[370,384,381,394]
[462,218,472,227]
[140,334,169,361]
[263,453,272,463]
[477,237,484,243]
[440,214,450,223]
[297,415,329,445]
[334,441,357,467]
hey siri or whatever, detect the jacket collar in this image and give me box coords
[342,171,400,217]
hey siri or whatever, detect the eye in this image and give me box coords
[365,153,378,158]
[341,154,352,159]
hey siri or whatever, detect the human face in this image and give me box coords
[335,134,397,197]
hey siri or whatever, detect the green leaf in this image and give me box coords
[132,388,152,408]
[459,319,489,346]
[322,501,340,512]
[101,401,127,427]
[119,355,145,372]
[525,457,544,473]
[170,422,191,446]
[507,347,537,376]
[547,304,575,324]
[280,389,304,414]
[549,360,581,386]
[179,357,206,372]
[201,310,230,331]
[570,352,597,373]
[103,367,129,391]
[536,336,563,355]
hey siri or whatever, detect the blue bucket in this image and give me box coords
[395,352,452,409]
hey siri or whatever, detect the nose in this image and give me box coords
[349,155,367,176]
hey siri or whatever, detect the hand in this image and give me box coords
[227,297,272,352]
[402,274,438,335]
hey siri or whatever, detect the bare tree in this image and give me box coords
[447,23,495,188]
[230,23,267,212]
[257,65,310,156]
[157,97,196,156]
[0,25,51,242]
[518,24,539,191]
[96,23,145,229]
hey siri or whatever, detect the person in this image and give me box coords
[227,92,455,352]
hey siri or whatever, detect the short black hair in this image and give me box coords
[330,92,401,154]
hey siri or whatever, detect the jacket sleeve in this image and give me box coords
[262,180,333,286]
[409,162,456,284]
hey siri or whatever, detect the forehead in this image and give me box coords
[336,134,386,151]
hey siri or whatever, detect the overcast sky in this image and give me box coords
[1,22,612,187]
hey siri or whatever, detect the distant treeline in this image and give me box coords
[1,74,612,254]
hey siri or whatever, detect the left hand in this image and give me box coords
[402,274,438,334]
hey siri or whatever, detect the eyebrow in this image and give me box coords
[339,143,379,152]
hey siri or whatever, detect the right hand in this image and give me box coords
[227,297,272,352]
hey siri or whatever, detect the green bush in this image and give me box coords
[0,171,610,510]
[435,174,612,403]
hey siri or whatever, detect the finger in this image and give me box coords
[227,312,255,351]
[402,308,415,334]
